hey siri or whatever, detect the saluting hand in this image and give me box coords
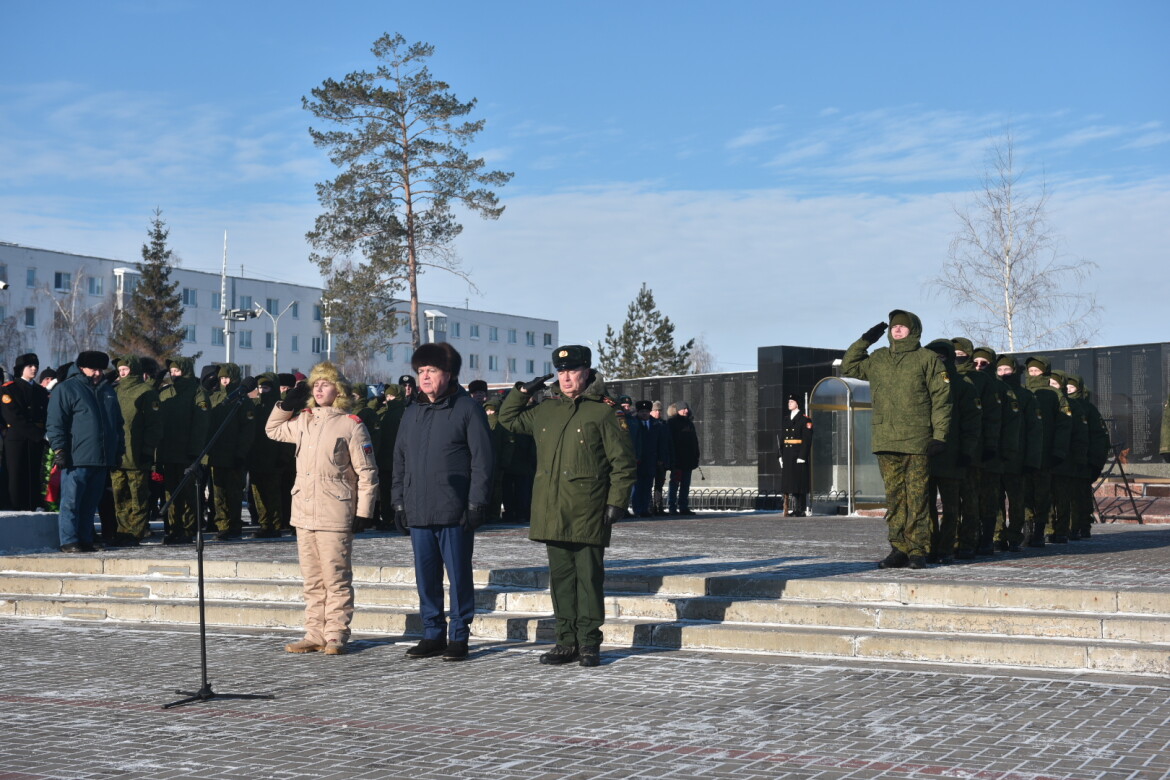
[520,374,554,394]
[280,382,311,411]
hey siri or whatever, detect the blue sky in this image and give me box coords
[2,1,1167,370]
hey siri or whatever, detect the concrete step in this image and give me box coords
[4,570,1170,644]
[4,592,1167,676]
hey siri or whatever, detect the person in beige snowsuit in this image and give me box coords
[266,362,378,655]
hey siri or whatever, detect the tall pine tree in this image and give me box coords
[598,283,694,380]
[108,209,184,362]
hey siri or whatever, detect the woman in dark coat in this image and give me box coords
[779,394,813,516]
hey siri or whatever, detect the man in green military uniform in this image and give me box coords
[951,338,1002,557]
[1065,374,1110,540]
[249,373,292,538]
[498,345,636,668]
[110,356,163,546]
[971,345,1011,555]
[206,363,256,540]
[993,356,1040,551]
[924,340,980,564]
[157,356,210,544]
[1023,356,1072,548]
[1049,369,1088,543]
[842,310,952,570]
[373,383,406,530]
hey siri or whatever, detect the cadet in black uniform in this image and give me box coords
[779,394,813,516]
[2,353,51,510]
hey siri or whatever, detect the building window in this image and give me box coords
[183,287,198,306]
[526,331,535,347]
[266,297,279,314]
[291,301,299,319]
[211,328,225,347]
[543,333,553,347]
[507,357,516,373]
[54,271,72,291]
[468,354,479,370]
[526,359,535,373]
[239,295,253,310]
[291,335,299,352]
[385,345,394,362]
[451,322,461,338]
[265,332,274,349]
[238,330,253,349]
[507,329,517,344]
[26,268,36,288]
[313,304,323,322]
[184,325,196,343]
[488,355,499,371]
[469,324,480,339]
[88,276,104,296]
[489,326,499,342]
[24,307,36,327]
[311,336,324,354]
[211,292,222,312]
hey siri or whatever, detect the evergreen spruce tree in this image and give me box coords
[108,209,184,362]
[598,284,695,380]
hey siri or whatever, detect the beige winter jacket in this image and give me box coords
[266,404,379,532]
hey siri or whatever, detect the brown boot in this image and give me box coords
[285,639,324,654]
[323,639,347,655]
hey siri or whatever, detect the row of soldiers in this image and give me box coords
[925,339,1111,563]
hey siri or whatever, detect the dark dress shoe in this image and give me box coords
[442,641,469,661]
[539,644,580,665]
[59,543,84,553]
[405,638,447,659]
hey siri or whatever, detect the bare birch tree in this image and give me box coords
[35,266,115,367]
[930,134,1100,352]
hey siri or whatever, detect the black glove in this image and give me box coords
[393,505,409,536]
[462,504,487,531]
[926,440,946,457]
[353,515,371,532]
[860,322,888,344]
[53,449,71,469]
[280,382,311,411]
[603,504,625,525]
[520,374,554,394]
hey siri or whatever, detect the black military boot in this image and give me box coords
[539,644,579,665]
[578,645,601,668]
[907,555,927,570]
[877,548,909,569]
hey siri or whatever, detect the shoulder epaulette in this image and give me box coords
[348,414,362,423]
[598,395,618,407]
[1,381,12,387]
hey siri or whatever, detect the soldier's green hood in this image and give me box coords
[166,356,196,378]
[887,309,923,353]
[116,355,143,375]
[1024,355,1051,374]
[1064,373,1085,398]
[217,362,241,387]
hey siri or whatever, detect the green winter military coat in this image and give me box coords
[205,362,256,468]
[156,356,210,465]
[1068,375,1111,477]
[248,373,293,474]
[115,356,163,470]
[1050,370,1089,479]
[498,371,637,547]
[841,309,952,455]
[1023,356,1071,470]
[924,341,980,479]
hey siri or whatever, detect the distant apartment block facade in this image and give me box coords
[0,242,558,383]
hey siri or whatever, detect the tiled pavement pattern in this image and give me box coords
[1,620,1168,779]
[28,511,1170,592]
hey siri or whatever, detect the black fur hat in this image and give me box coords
[410,343,462,380]
[76,351,110,371]
[14,353,39,373]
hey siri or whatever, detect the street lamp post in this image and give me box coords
[254,300,297,372]
[223,308,257,363]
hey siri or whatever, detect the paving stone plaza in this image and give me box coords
[3,512,1170,778]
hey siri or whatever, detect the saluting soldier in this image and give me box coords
[499,345,637,668]
[110,356,163,546]
[1,353,50,510]
[156,357,210,544]
[843,311,952,570]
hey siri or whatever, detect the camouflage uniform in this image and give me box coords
[111,356,163,543]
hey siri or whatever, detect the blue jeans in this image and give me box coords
[668,469,693,511]
[58,466,108,546]
[410,525,476,642]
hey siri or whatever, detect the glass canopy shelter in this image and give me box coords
[808,376,883,515]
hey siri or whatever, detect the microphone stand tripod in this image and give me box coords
[162,380,274,709]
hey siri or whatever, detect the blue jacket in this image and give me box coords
[46,365,125,468]
[391,385,493,527]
